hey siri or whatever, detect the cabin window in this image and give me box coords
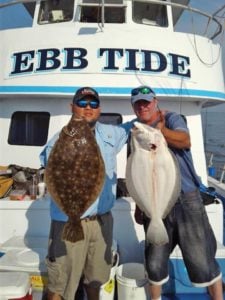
[132,1,168,27]
[79,0,126,23]
[99,113,122,125]
[38,0,74,24]
[8,112,50,146]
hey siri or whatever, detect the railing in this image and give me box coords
[205,151,225,183]
[0,0,223,40]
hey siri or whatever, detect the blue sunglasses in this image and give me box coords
[75,99,100,109]
[131,86,155,96]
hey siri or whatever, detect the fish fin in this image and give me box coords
[62,219,84,242]
[146,219,169,246]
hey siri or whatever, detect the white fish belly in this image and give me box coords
[126,147,179,219]
[126,133,180,245]
[126,149,155,218]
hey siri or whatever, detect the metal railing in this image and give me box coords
[206,151,225,183]
[0,0,223,40]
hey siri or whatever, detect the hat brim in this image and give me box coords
[73,93,99,103]
[79,94,99,101]
[131,93,155,104]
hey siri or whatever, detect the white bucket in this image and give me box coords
[100,251,119,300]
[0,272,32,299]
[116,263,150,300]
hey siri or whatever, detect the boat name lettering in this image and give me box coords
[10,47,190,78]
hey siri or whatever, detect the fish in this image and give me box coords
[45,115,105,242]
[126,122,181,245]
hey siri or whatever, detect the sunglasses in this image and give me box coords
[131,86,155,96]
[75,99,100,109]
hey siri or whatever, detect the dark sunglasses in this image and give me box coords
[131,86,155,96]
[75,99,100,109]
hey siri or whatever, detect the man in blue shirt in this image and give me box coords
[40,87,132,300]
[130,85,223,300]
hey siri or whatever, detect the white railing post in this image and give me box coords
[219,164,225,183]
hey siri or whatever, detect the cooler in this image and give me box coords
[0,272,32,299]
[0,197,51,244]
[0,236,48,291]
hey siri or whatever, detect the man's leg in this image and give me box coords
[84,285,100,300]
[47,290,62,300]
[83,213,113,300]
[149,284,162,300]
[207,278,223,300]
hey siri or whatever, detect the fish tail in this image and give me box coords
[62,220,84,242]
[146,219,169,245]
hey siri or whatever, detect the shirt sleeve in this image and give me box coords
[39,132,59,167]
[114,120,135,153]
[166,112,189,133]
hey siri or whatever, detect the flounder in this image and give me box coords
[45,115,105,242]
[126,122,181,245]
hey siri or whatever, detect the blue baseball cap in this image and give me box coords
[131,86,156,104]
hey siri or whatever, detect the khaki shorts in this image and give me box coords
[46,212,113,300]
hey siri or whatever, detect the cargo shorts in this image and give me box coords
[144,190,222,286]
[46,212,113,300]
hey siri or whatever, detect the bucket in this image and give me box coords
[0,272,32,299]
[116,263,150,300]
[208,166,216,177]
[100,251,119,300]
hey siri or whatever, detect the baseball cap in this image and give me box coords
[73,87,99,104]
[131,86,156,104]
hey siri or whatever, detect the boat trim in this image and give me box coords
[0,86,225,100]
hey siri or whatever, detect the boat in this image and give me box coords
[0,0,225,299]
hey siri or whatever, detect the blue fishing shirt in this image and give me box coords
[39,120,133,221]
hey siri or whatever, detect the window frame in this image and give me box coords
[8,111,50,146]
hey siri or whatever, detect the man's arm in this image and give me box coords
[160,127,191,149]
[156,112,191,149]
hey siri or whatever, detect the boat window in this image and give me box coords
[38,0,74,24]
[79,0,126,23]
[99,113,122,125]
[80,6,125,23]
[132,1,168,27]
[8,112,50,146]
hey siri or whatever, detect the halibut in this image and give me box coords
[126,122,181,245]
[45,116,105,242]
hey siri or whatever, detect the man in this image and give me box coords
[130,85,223,300]
[40,87,132,300]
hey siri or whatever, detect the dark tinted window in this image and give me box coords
[38,0,74,24]
[133,1,168,27]
[80,6,125,23]
[8,112,50,146]
[99,113,122,125]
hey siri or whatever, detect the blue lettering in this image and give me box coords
[11,51,35,75]
[169,53,190,78]
[62,48,88,70]
[36,48,61,71]
[99,48,123,70]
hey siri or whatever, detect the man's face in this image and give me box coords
[71,96,101,124]
[133,99,157,124]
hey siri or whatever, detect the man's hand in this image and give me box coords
[155,110,166,131]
